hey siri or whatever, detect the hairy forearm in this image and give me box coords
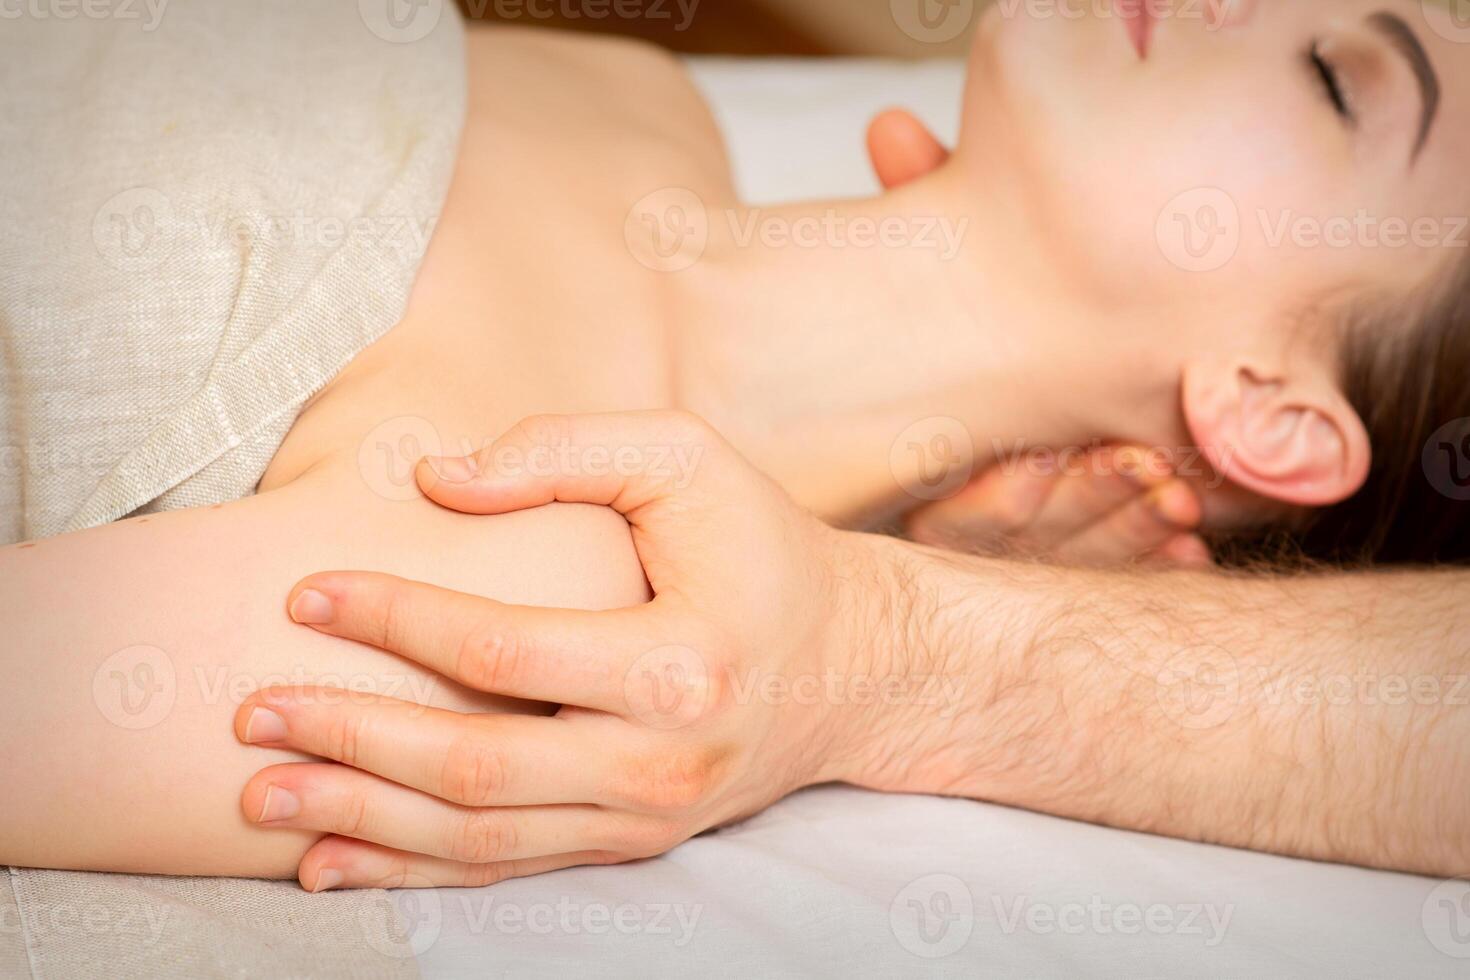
[850,536,1470,876]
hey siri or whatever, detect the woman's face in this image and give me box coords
[962,0,1470,332]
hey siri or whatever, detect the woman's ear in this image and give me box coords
[1181,358,1371,507]
[867,108,950,190]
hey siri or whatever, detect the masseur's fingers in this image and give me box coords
[242,762,638,866]
[1051,479,1204,567]
[411,411,773,594]
[234,691,627,807]
[298,836,623,891]
[1151,532,1214,568]
[284,572,655,711]
[905,464,1059,551]
[867,107,951,190]
[1011,447,1173,549]
[907,446,1186,560]
[414,411,736,523]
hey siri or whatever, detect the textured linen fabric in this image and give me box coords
[2,867,423,979]
[0,0,465,543]
[1,1,464,975]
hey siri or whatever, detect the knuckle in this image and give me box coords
[626,747,718,813]
[337,789,374,840]
[515,414,568,454]
[380,853,415,889]
[376,580,411,652]
[655,411,717,449]
[440,735,509,806]
[456,622,528,693]
[984,483,1042,535]
[660,410,710,441]
[695,652,733,718]
[448,810,517,864]
[1118,498,1169,540]
[321,710,368,768]
[462,862,514,888]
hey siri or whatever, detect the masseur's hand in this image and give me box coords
[236,412,891,890]
[905,445,1213,567]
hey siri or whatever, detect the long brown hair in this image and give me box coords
[1261,264,1470,567]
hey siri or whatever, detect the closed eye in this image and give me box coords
[1309,42,1356,125]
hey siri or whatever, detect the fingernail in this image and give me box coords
[257,785,302,823]
[289,589,334,625]
[427,455,475,483]
[1149,481,1201,528]
[243,706,288,743]
[312,868,344,893]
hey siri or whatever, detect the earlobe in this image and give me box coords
[867,108,950,190]
[1181,359,1371,507]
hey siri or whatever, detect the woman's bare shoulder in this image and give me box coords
[461,23,731,188]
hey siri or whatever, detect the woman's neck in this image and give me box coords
[668,169,1179,524]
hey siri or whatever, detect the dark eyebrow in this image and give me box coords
[1367,10,1441,162]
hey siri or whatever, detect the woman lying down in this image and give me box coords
[3,0,1468,888]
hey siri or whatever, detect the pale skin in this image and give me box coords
[2,1,1467,880]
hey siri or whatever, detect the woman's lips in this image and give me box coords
[1114,0,1155,60]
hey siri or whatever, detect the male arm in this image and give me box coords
[856,539,1469,876]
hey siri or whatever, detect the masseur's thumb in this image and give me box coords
[414,410,731,524]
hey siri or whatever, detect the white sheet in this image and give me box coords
[402,58,1464,979]
[406,787,1455,978]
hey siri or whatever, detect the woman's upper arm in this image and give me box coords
[0,464,648,876]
